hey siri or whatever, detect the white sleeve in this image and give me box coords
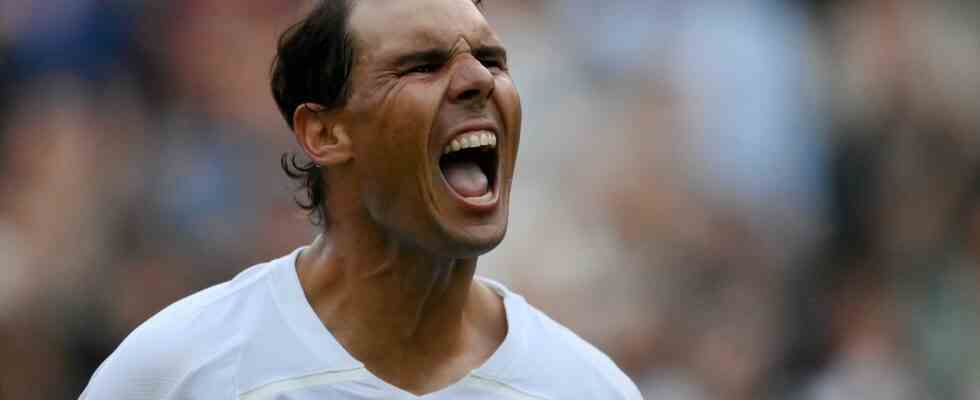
[79,308,209,400]
[80,314,242,400]
[79,340,184,400]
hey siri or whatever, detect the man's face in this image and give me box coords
[342,0,521,256]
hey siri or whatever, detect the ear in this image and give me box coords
[292,103,353,166]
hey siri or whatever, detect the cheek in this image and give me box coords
[382,84,442,148]
[494,77,522,150]
[350,80,446,196]
[349,83,412,150]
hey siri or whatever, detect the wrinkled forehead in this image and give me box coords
[349,0,500,57]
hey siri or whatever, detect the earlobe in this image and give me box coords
[292,103,353,166]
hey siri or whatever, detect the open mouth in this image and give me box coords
[439,130,499,204]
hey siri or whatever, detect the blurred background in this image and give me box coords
[1,0,978,398]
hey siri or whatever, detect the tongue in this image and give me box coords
[443,160,489,198]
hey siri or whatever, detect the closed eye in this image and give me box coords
[479,58,506,71]
[406,63,442,75]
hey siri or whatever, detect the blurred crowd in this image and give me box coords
[1,0,978,398]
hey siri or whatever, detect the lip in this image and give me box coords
[435,118,502,213]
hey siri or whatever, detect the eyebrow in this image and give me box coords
[391,45,508,68]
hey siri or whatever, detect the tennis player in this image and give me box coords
[81,0,642,398]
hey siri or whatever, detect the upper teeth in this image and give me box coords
[444,130,497,155]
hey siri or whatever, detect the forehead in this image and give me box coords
[349,0,499,56]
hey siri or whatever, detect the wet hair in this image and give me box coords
[271,0,484,227]
[271,0,355,227]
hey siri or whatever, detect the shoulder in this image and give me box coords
[481,279,643,399]
[81,260,280,399]
[527,306,643,399]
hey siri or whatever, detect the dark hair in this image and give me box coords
[271,0,355,227]
[271,0,484,227]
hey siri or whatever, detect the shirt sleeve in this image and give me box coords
[79,338,185,400]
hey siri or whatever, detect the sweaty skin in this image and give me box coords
[290,0,521,396]
[344,23,519,254]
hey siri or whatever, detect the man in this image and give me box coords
[81,0,642,398]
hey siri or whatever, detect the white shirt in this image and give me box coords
[81,247,643,399]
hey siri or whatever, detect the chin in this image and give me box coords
[436,218,509,258]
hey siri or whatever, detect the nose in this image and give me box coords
[447,55,495,105]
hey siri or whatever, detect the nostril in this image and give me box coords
[457,88,483,102]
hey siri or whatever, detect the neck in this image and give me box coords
[295,225,493,362]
